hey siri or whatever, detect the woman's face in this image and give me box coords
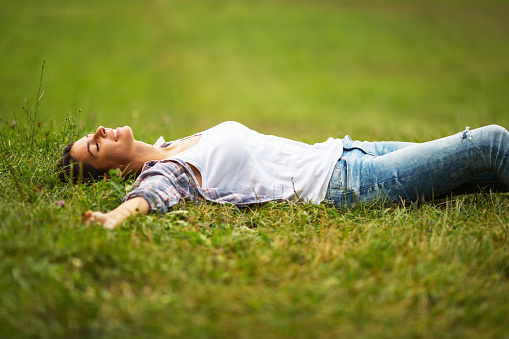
[71,126,136,173]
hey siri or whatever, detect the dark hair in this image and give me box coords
[58,141,105,183]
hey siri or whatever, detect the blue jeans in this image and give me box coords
[324,125,509,207]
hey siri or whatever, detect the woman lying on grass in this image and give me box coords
[59,121,509,229]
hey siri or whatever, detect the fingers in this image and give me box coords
[83,210,94,221]
[83,210,112,228]
[83,210,121,230]
[84,210,100,222]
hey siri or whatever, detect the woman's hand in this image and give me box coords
[83,197,150,230]
[84,211,120,229]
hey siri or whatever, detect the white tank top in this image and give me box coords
[169,121,342,203]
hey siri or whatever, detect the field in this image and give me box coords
[1,0,509,337]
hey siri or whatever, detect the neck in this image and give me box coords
[121,140,178,177]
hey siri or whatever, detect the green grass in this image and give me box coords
[1,0,509,337]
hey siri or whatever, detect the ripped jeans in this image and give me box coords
[324,125,509,207]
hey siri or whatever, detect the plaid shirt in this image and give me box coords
[123,158,280,214]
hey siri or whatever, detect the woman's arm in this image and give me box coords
[85,161,195,229]
[84,197,150,229]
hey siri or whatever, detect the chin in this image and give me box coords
[120,126,135,141]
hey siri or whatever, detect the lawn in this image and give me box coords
[1,0,509,337]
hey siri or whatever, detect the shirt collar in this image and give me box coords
[154,136,174,148]
[154,136,165,148]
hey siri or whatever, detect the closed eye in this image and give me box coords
[96,142,99,152]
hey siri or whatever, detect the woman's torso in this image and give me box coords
[166,121,342,203]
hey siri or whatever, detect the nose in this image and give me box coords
[93,126,107,139]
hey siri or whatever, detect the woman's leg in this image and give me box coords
[343,134,508,195]
[342,136,415,156]
[328,125,509,206]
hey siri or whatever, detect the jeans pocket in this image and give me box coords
[326,172,398,207]
[329,159,347,189]
[324,159,355,207]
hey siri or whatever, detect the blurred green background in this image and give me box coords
[1,2,509,337]
[1,0,508,143]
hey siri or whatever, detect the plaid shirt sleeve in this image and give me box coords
[123,160,199,214]
[123,159,280,214]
